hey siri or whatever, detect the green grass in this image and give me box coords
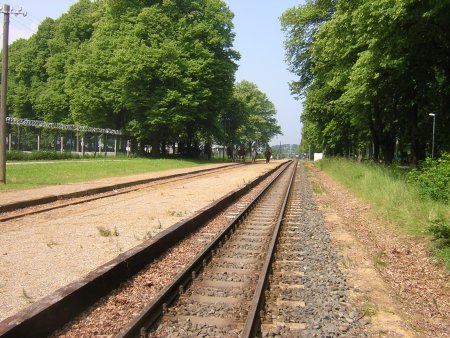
[315,158,450,269]
[1,158,223,191]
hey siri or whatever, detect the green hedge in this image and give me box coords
[7,151,89,161]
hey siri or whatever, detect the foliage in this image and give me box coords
[230,81,282,145]
[407,153,450,203]
[4,0,282,158]
[282,0,450,163]
[7,150,84,161]
[428,218,450,244]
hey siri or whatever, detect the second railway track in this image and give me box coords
[0,163,242,222]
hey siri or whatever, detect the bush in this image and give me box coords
[429,221,450,242]
[7,150,85,161]
[407,153,450,203]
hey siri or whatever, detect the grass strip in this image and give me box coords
[1,158,224,192]
[315,158,450,269]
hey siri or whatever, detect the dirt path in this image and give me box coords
[306,163,450,337]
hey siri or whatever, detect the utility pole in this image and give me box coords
[0,4,26,183]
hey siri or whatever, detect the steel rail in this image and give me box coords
[116,161,295,338]
[0,163,240,218]
[0,161,288,338]
[241,160,297,337]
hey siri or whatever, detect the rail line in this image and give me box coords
[117,161,297,337]
[0,163,242,222]
[0,161,289,337]
[0,160,367,337]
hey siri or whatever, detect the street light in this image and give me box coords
[429,113,436,159]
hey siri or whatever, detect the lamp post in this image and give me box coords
[428,113,436,159]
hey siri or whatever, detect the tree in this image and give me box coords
[7,18,56,119]
[232,81,282,146]
[65,0,239,156]
[282,0,450,164]
[281,0,337,98]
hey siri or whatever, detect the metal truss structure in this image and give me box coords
[6,117,123,135]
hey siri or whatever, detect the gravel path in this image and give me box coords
[308,163,449,337]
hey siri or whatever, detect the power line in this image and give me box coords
[23,12,43,24]
[10,16,34,34]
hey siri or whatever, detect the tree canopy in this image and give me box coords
[282,0,450,163]
[5,0,281,157]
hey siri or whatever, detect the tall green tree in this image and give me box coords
[7,18,56,119]
[7,0,98,123]
[232,80,282,146]
[64,0,238,155]
[283,0,450,163]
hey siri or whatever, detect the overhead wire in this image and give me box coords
[11,16,35,34]
[4,5,42,42]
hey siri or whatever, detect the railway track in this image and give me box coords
[117,160,366,338]
[0,163,241,222]
[118,161,297,337]
[0,161,288,337]
[1,161,367,337]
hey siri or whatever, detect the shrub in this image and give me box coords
[7,150,95,161]
[407,153,450,203]
[429,222,450,243]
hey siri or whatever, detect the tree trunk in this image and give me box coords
[381,136,396,165]
[368,106,381,162]
[150,137,160,156]
[409,102,422,164]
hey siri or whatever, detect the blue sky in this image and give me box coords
[7,0,303,145]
